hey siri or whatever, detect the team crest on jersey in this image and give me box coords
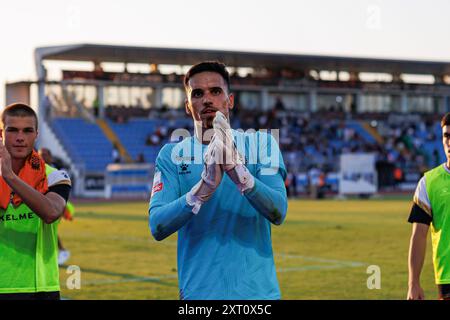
[30,154,41,170]
[178,163,191,175]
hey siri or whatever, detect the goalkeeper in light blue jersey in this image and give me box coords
[149,61,288,300]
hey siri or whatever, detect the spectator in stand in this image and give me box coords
[146,132,161,146]
[112,144,121,163]
[274,96,285,111]
[136,153,146,163]
[308,165,325,199]
[393,166,404,187]
[93,61,107,80]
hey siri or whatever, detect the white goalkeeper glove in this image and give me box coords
[213,111,255,194]
[186,135,224,214]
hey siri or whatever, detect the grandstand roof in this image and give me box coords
[35,43,450,77]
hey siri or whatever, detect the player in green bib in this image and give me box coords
[39,147,75,266]
[0,103,71,300]
[407,113,450,300]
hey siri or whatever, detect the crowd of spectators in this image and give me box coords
[52,64,448,197]
[230,104,443,194]
[62,79,443,195]
[115,100,443,195]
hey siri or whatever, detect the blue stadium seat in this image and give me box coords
[346,121,376,144]
[108,118,167,163]
[51,118,114,172]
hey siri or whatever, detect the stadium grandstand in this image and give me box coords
[5,43,450,198]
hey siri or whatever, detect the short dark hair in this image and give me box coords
[441,113,450,128]
[1,103,38,130]
[184,61,230,92]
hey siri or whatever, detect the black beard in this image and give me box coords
[203,117,214,129]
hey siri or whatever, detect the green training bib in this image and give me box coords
[425,165,450,284]
[0,165,60,293]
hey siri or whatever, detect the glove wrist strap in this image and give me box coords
[186,191,202,214]
[226,164,255,194]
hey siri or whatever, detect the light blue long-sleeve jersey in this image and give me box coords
[149,130,288,300]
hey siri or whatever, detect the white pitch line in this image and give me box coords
[61,231,177,246]
[275,253,366,267]
[276,253,365,273]
[68,254,366,287]
[278,264,362,273]
[80,274,178,286]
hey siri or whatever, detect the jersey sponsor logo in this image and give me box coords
[151,171,163,196]
[175,156,195,162]
[152,182,163,193]
[0,212,35,223]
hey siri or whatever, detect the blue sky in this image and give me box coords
[1,0,450,105]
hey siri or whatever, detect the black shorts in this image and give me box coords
[0,291,60,300]
[438,284,450,300]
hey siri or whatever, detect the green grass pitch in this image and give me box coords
[58,198,436,300]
